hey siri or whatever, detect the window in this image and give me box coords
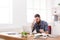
[27,0,52,25]
[0,0,13,24]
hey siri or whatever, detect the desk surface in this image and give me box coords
[0,34,60,40]
[0,35,27,40]
[27,35,60,40]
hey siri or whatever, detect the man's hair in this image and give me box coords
[34,14,40,18]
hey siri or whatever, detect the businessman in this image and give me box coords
[32,14,49,34]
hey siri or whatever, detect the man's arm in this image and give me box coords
[31,19,36,32]
[31,23,35,32]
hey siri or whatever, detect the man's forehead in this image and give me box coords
[35,17,40,18]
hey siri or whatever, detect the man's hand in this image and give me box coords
[40,29,49,34]
[45,31,49,34]
[31,19,36,28]
[32,19,36,24]
[40,29,44,33]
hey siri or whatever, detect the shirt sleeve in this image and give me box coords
[32,24,35,32]
[44,22,48,31]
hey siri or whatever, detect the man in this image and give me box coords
[32,14,49,34]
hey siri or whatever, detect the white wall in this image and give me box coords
[52,22,60,35]
[0,0,27,32]
[51,0,60,35]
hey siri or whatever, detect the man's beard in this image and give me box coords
[36,21,40,24]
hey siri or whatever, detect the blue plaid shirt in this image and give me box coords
[32,21,48,33]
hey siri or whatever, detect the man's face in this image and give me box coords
[35,17,41,23]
